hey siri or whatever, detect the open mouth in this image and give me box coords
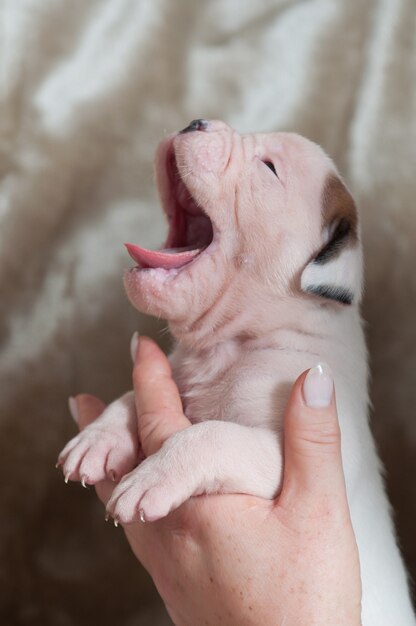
[125,142,214,271]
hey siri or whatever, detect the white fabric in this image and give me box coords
[1,1,415,623]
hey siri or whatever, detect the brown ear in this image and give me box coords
[301,174,362,305]
[314,174,358,264]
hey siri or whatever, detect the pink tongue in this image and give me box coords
[125,242,201,269]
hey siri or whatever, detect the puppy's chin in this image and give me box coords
[123,266,187,321]
[123,258,228,332]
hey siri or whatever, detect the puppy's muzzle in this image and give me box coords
[179,119,209,134]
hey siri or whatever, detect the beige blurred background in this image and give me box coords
[1,1,415,624]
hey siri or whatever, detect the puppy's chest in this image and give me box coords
[171,345,286,430]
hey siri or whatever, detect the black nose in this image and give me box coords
[179,119,208,134]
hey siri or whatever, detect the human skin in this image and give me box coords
[71,337,362,626]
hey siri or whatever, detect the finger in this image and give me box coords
[71,394,106,431]
[278,363,349,516]
[72,394,114,506]
[94,478,114,507]
[133,336,191,457]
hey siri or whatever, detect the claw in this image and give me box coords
[55,461,61,469]
[81,476,88,489]
[109,470,116,482]
[64,472,71,484]
[114,518,119,528]
[139,509,146,524]
[105,513,110,522]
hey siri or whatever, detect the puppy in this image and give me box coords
[58,120,415,625]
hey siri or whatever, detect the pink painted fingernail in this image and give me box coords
[303,363,333,408]
[130,331,139,363]
[68,397,79,423]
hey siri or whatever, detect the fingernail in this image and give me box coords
[68,397,79,424]
[130,331,139,363]
[303,363,333,408]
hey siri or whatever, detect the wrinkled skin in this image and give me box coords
[125,121,349,334]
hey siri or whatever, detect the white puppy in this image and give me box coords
[59,120,415,625]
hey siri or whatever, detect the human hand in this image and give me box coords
[72,337,362,626]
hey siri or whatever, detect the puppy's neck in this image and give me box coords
[169,289,359,353]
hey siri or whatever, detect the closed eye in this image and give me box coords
[263,160,278,178]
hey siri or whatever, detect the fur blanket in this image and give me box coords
[1,1,415,623]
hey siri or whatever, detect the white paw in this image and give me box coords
[57,422,139,486]
[106,447,197,523]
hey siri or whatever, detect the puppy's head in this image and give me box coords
[124,120,361,341]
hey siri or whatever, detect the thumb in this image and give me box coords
[279,364,349,516]
[132,335,191,457]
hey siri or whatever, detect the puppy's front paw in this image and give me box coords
[106,447,197,523]
[57,422,139,486]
